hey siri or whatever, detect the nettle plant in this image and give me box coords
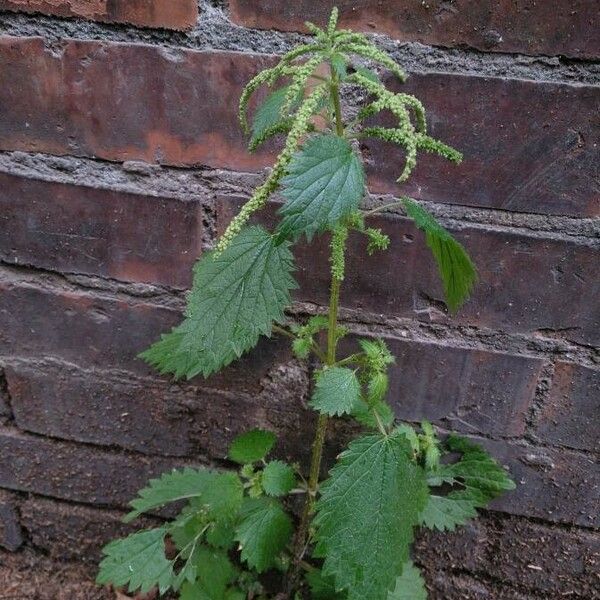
[97,9,515,600]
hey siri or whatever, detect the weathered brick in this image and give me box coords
[0,271,292,391]
[0,489,22,551]
[416,514,600,598]
[0,0,198,30]
[218,196,600,346]
[365,73,600,218]
[0,37,273,171]
[0,425,182,506]
[535,362,600,452]
[0,368,11,422]
[0,173,204,288]
[338,336,543,437]
[4,358,311,460]
[476,437,599,528]
[20,496,157,562]
[426,571,533,600]
[229,0,599,59]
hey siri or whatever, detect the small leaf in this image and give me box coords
[279,134,365,240]
[310,367,362,417]
[125,468,243,522]
[97,528,173,595]
[388,561,427,600]
[420,434,515,532]
[228,429,277,464]
[402,198,477,312]
[141,226,297,379]
[330,53,347,81]
[179,546,238,600]
[235,497,293,572]
[262,460,297,496]
[314,433,429,600]
[352,398,395,430]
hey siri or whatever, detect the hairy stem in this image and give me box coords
[287,71,346,595]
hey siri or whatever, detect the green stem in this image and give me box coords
[287,71,347,596]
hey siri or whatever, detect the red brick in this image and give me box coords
[382,338,542,437]
[0,173,203,288]
[217,196,600,346]
[0,37,274,171]
[0,490,22,551]
[365,73,600,218]
[416,514,600,598]
[20,496,157,562]
[535,362,600,452]
[0,0,198,30]
[0,272,291,390]
[0,426,182,506]
[229,0,600,59]
[4,358,311,460]
[477,437,599,528]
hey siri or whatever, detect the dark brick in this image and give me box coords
[20,496,157,562]
[0,490,22,551]
[426,571,533,600]
[365,73,600,218]
[382,338,542,437]
[0,368,11,422]
[0,173,204,288]
[476,437,599,528]
[0,426,182,506]
[536,362,600,452]
[0,271,292,390]
[218,196,600,346]
[229,0,599,59]
[416,514,600,598]
[0,37,274,171]
[4,358,311,460]
[0,0,198,30]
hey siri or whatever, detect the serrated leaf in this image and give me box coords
[125,468,243,522]
[402,198,477,312]
[141,226,297,379]
[314,433,429,600]
[310,367,362,417]
[306,569,347,599]
[179,546,237,600]
[262,460,297,496]
[97,528,173,595]
[420,434,515,531]
[228,429,277,464]
[388,561,427,600]
[235,497,293,572]
[206,519,236,549]
[279,134,365,240]
[351,398,395,430]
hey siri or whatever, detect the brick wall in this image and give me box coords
[0,1,598,598]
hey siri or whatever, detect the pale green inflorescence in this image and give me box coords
[330,223,349,281]
[217,83,328,255]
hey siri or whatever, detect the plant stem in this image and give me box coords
[286,73,346,596]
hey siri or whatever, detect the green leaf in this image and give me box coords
[306,568,347,599]
[235,497,293,572]
[420,434,515,532]
[279,134,365,240]
[97,528,173,595]
[179,546,238,600]
[262,460,297,496]
[310,367,362,417]
[402,198,477,312]
[141,226,297,379]
[206,519,237,550]
[354,65,379,83]
[125,468,243,522]
[388,561,427,600]
[352,398,395,430]
[314,433,429,600]
[228,429,277,464]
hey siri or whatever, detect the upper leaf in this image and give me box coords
[420,434,515,532]
[228,429,277,464]
[314,433,429,600]
[310,366,362,417]
[234,497,293,572]
[97,528,173,595]
[402,198,477,312]
[388,561,427,600]
[262,460,297,497]
[141,226,297,379]
[125,468,243,522]
[278,134,365,240]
